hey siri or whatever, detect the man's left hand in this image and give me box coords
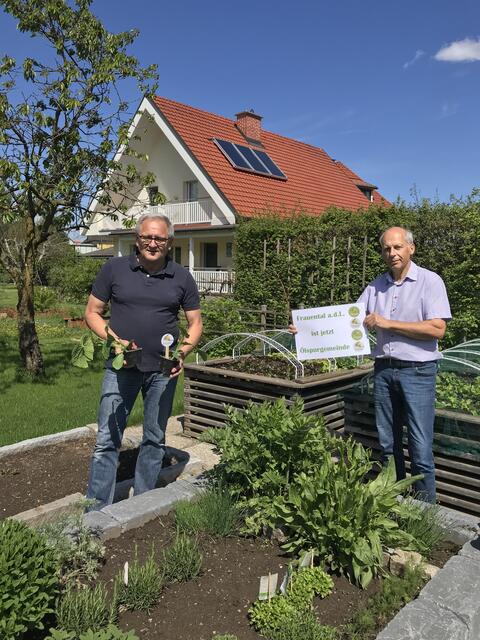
[364,312,390,330]
[170,357,184,378]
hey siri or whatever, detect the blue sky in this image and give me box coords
[2,0,480,203]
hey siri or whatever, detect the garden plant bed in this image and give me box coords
[184,356,372,437]
[95,514,458,640]
[0,437,161,519]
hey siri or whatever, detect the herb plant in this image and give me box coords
[46,625,139,640]
[162,534,203,583]
[208,398,335,533]
[56,584,116,635]
[0,519,59,639]
[174,486,242,536]
[114,546,163,613]
[275,456,421,588]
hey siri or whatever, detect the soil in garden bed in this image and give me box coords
[0,437,142,519]
[213,355,370,380]
[99,514,381,640]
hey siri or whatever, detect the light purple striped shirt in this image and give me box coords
[357,261,451,361]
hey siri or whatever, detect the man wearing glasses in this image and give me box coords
[84,212,203,510]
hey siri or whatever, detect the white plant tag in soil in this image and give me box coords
[161,333,174,359]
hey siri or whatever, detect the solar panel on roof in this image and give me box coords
[253,150,286,178]
[215,139,251,169]
[213,138,287,180]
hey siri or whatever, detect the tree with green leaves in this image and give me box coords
[0,0,158,376]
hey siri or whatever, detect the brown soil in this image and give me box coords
[0,436,143,519]
[99,515,381,640]
[213,355,365,379]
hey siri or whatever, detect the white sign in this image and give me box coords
[292,303,371,361]
[161,333,174,347]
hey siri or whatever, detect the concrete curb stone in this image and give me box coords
[0,425,96,459]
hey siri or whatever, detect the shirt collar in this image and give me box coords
[128,253,174,277]
[385,260,418,284]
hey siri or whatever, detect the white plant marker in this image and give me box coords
[300,550,314,568]
[161,333,174,359]
[123,561,129,586]
[279,564,293,595]
[258,575,269,601]
[128,486,134,499]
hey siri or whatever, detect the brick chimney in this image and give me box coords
[235,109,262,143]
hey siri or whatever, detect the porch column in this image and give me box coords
[188,236,194,274]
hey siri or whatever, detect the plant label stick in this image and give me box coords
[300,550,314,568]
[123,561,129,586]
[258,575,269,600]
[279,565,293,595]
[268,573,278,599]
[161,333,174,359]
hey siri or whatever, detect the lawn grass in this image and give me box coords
[0,284,18,308]
[0,314,185,447]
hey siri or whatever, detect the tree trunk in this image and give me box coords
[16,229,45,377]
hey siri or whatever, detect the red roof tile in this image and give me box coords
[152,96,390,218]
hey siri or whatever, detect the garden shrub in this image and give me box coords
[114,546,163,613]
[35,285,59,311]
[46,625,139,639]
[174,486,242,536]
[0,518,59,639]
[48,256,104,304]
[200,296,247,357]
[40,507,106,586]
[208,398,335,533]
[275,456,420,588]
[56,584,116,635]
[162,534,203,583]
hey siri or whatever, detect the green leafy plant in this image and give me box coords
[275,455,422,588]
[114,546,163,613]
[39,505,105,586]
[393,496,447,557]
[162,533,203,583]
[174,486,242,536]
[342,563,426,639]
[71,326,138,370]
[249,566,334,639]
[35,285,59,311]
[208,398,335,533]
[268,611,338,640]
[0,518,59,639]
[436,372,480,416]
[46,624,139,640]
[56,584,116,635]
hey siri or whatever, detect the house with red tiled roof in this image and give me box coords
[86,96,389,292]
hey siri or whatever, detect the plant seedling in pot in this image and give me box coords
[158,326,206,376]
[71,325,142,370]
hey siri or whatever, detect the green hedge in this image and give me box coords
[234,193,480,347]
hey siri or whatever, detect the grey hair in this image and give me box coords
[135,211,174,238]
[379,227,414,246]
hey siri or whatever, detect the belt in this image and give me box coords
[375,358,431,369]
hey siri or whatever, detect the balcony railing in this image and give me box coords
[151,198,213,225]
[192,269,235,294]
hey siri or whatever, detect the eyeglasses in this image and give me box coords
[137,235,170,246]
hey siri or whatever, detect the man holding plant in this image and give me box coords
[84,212,202,509]
[358,226,451,503]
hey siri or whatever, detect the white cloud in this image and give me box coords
[403,50,425,69]
[438,102,459,119]
[435,38,480,62]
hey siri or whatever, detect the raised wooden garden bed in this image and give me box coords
[183,357,372,437]
[344,389,480,516]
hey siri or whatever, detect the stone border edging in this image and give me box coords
[0,424,98,459]
[83,475,203,540]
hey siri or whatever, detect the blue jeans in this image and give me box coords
[373,360,437,503]
[86,368,177,510]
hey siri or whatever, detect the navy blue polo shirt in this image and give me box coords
[91,254,200,372]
